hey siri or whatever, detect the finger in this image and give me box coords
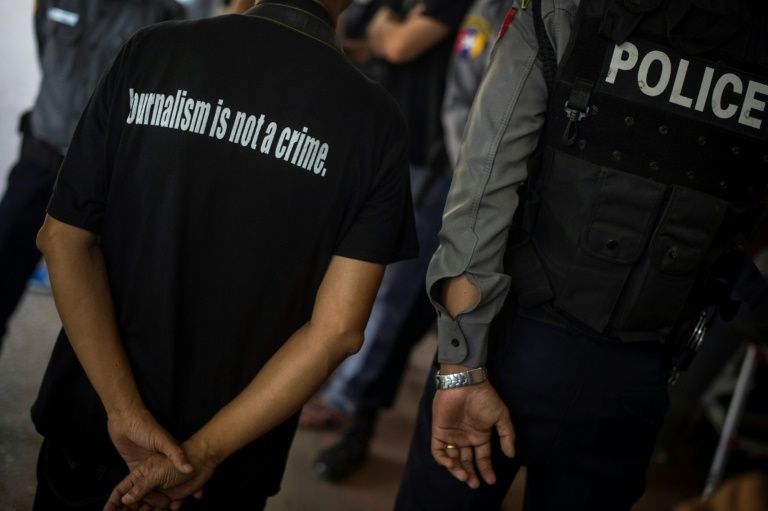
[459,447,480,489]
[445,446,460,460]
[473,442,496,486]
[121,467,161,506]
[446,464,469,484]
[495,412,516,458]
[162,475,207,501]
[170,500,185,511]
[430,437,456,470]
[193,490,203,499]
[104,487,125,511]
[430,437,470,484]
[112,474,137,506]
[156,432,193,474]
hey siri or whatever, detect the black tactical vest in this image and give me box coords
[507,0,768,343]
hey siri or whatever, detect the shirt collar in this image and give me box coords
[256,0,333,27]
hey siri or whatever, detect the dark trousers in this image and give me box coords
[395,314,670,511]
[33,439,125,511]
[0,131,62,343]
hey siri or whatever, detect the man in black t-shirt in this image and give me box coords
[31,1,417,509]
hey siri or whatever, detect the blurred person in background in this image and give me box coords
[0,0,182,353]
[175,0,214,18]
[225,0,257,14]
[338,0,388,83]
[300,0,475,483]
[176,0,253,19]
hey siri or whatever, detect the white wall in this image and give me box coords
[0,0,40,197]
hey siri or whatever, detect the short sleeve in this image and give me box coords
[423,0,474,30]
[335,119,419,265]
[46,40,130,235]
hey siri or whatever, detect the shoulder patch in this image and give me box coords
[497,7,517,41]
[454,15,494,60]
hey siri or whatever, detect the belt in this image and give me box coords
[18,112,65,171]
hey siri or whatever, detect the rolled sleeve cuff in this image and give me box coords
[435,313,469,364]
[435,312,490,368]
[427,246,512,368]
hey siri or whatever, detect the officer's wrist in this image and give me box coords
[436,366,488,390]
[439,363,473,374]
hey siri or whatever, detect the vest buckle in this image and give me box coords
[563,102,589,145]
[562,78,594,145]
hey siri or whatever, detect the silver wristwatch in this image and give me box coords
[435,367,487,390]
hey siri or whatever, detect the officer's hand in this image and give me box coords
[431,379,515,489]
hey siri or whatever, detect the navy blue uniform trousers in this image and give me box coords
[396,314,670,511]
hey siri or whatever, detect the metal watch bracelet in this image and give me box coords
[435,367,487,390]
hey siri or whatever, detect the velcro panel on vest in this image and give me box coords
[611,185,727,334]
[555,166,666,333]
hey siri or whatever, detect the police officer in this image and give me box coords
[0,0,182,350]
[31,0,417,509]
[396,0,768,509]
[307,0,514,484]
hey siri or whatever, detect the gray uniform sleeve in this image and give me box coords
[427,0,578,368]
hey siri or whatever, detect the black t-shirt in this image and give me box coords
[383,0,473,168]
[32,0,417,499]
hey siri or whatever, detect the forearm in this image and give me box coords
[367,7,449,64]
[107,323,357,507]
[188,322,360,463]
[367,8,401,59]
[39,225,142,416]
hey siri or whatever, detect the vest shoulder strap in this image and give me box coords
[245,2,340,53]
[532,0,557,92]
